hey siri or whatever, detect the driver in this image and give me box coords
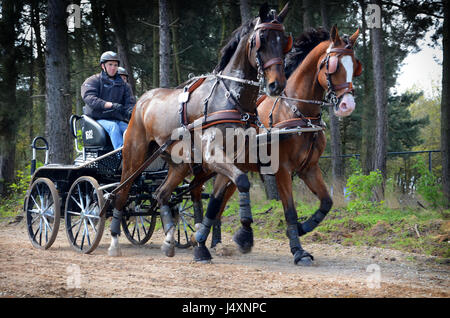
[81,51,134,149]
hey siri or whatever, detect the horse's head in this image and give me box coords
[247,2,292,96]
[316,25,362,117]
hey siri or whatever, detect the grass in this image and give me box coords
[219,176,450,259]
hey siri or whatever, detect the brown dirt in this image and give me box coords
[0,219,449,298]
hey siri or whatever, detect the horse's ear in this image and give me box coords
[349,28,360,47]
[259,2,270,21]
[277,1,290,23]
[330,24,341,46]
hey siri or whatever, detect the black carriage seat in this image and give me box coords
[80,115,114,153]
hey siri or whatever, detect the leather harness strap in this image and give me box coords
[186,110,258,131]
[179,77,207,126]
[272,117,321,130]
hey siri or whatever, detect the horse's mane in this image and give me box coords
[284,28,330,78]
[214,18,256,73]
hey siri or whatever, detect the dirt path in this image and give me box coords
[0,219,448,298]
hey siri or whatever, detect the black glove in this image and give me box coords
[104,103,123,113]
[122,108,133,121]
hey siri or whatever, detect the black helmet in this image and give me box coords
[100,51,120,65]
[118,67,129,77]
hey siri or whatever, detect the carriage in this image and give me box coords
[24,114,207,254]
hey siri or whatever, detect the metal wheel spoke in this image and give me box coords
[87,216,97,234]
[77,184,85,211]
[84,219,91,247]
[139,216,148,236]
[67,210,82,216]
[70,195,84,211]
[69,218,82,231]
[73,216,84,243]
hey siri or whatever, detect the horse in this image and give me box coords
[191,25,363,265]
[107,2,293,258]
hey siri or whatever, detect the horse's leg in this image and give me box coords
[108,120,151,257]
[192,173,231,262]
[189,178,204,231]
[275,167,314,266]
[211,180,236,248]
[201,158,253,254]
[154,163,191,257]
[298,164,333,237]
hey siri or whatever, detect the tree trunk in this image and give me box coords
[371,0,387,199]
[152,4,159,88]
[442,0,450,207]
[31,0,46,137]
[239,0,252,23]
[0,0,21,195]
[107,0,136,93]
[45,0,73,164]
[302,0,314,29]
[159,0,170,88]
[91,0,108,54]
[171,1,181,85]
[320,0,329,30]
[321,0,344,201]
[359,0,376,174]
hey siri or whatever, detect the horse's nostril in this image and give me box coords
[340,102,347,110]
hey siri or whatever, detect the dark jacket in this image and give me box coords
[81,71,135,122]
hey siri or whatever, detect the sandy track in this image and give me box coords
[0,219,448,298]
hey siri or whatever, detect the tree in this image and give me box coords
[442,0,449,207]
[239,0,252,23]
[159,0,170,88]
[107,0,136,93]
[0,0,23,195]
[371,0,387,198]
[45,0,72,164]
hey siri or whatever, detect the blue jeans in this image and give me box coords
[97,120,128,149]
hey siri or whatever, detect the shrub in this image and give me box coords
[413,158,444,208]
[345,157,384,212]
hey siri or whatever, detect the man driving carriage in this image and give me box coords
[81,51,135,149]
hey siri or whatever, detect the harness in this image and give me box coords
[178,17,292,132]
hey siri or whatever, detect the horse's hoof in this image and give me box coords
[233,227,253,254]
[161,241,175,257]
[108,247,122,257]
[294,250,314,266]
[193,245,212,263]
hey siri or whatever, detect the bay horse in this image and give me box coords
[107,3,293,258]
[191,25,362,265]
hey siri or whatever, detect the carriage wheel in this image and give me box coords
[25,178,61,250]
[121,199,157,245]
[175,200,197,249]
[64,176,105,254]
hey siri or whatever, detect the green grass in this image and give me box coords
[220,190,449,258]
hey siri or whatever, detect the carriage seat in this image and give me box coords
[72,114,113,153]
[81,115,113,152]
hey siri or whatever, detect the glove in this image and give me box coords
[104,103,123,113]
[123,108,133,121]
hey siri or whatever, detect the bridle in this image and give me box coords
[248,17,293,90]
[318,44,362,110]
[267,42,362,129]
[179,16,293,130]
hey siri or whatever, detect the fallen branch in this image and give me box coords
[414,224,421,238]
